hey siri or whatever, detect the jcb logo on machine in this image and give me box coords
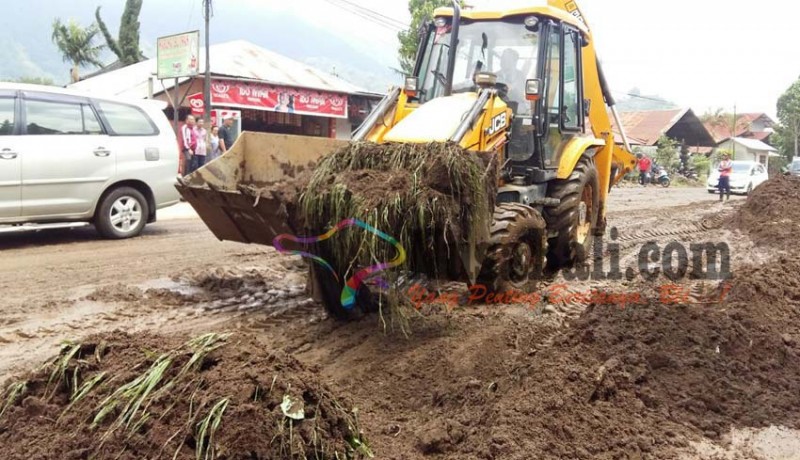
[486,113,508,136]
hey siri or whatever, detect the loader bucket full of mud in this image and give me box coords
[176,132,498,288]
[176,132,347,246]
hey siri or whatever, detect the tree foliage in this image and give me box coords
[397,0,459,75]
[699,108,749,141]
[770,125,795,161]
[777,77,800,158]
[654,135,680,172]
[51,18,105,83]
[96,0,145,66]
[690,154,710,178]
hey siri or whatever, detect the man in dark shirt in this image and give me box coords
[218,117,236,152]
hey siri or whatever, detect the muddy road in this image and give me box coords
[3,185,798,459]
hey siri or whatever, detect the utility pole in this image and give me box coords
[203,0,212,125]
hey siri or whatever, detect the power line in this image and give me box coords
[330,0,408,28]
[613,90,674,104]
[322,0,406,32]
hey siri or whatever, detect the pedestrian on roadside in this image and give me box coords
[637,153,652,186]
[717,153,733,202]
[218,117,236,153]
[181,115,197,175]
[190,118,208,173]
[208,125,223,162]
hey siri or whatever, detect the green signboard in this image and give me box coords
[157,31,200,80]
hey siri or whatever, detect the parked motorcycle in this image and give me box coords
[678,166,698,181]
[639,166,671,187]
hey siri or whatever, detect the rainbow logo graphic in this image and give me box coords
[272,218,406,309]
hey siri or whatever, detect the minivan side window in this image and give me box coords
[97,101,157,135]
[25,100,85,135]
[0,98,14,135]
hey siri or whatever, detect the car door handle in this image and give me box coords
[0,148,16,160]
[94,147,111,157]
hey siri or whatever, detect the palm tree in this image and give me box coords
[51,19,105,83]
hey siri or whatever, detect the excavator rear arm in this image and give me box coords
[547,0,637,198]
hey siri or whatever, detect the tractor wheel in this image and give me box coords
[544,155,600,269]
[310,264,378,321]
[476,203,546,294]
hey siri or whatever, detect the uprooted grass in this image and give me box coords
[0,331,372,460]
[300,142,496,281]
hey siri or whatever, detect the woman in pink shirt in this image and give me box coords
[190,118,208,173]
[717,153,732,202]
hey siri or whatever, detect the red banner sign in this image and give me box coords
[209,79,348,118]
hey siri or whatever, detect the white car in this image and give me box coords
[707,160,768,195]
[0,83,180,238]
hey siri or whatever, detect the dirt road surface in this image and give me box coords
[3,185,798,459]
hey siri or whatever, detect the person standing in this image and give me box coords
[208,125,223,162]
[218,117,236,153]
[637,153,652,186]
[181,115,197,175]
[190,118,208,173]
[717,153,733,202]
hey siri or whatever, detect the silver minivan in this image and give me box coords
[0,83,180,238]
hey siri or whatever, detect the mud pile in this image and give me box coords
[0,332,370,460]
[733,174,800,247]
[297,142,497,279]
[301,258,800,458]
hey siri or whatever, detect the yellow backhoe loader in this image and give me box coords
[177,0,637,318]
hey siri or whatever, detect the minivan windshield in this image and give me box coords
[418,18,539,115]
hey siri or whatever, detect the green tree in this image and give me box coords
[51,18,105,83]
[699,108,746,140]
[397,0,460,75]
[690,154,710,179]
[96,0,145,66]
[777,78,800,158]
[654,135,680,172]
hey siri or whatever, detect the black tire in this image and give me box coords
[95,187,149,239]
[311,264,379,321]
[745,183,753,195]
[544,155,600,268]
[660,177,671,188]
[477,203,546,293]
[708,190,716,194]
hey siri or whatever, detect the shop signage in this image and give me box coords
[209,79,348,118]
[157,31,199,79]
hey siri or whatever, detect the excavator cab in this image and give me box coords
[409,8,590,202]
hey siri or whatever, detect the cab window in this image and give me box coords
[561,28,582,130]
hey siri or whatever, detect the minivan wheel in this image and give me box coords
[95,187,149,239]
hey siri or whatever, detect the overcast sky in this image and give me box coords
[231,0,797,118]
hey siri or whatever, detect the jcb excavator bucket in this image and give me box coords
[175,132,347,246]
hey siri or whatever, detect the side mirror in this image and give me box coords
[525,79,542,101]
